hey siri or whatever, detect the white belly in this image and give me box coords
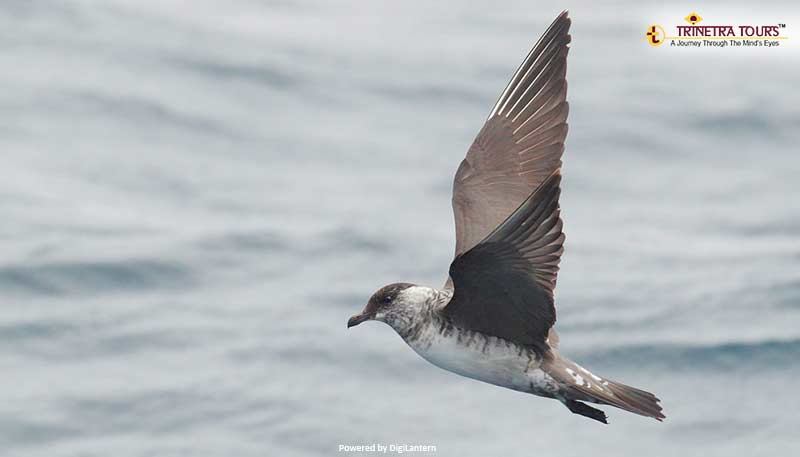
[405,322,545,393]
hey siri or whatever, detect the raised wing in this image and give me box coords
[451,12,570,260]
[443,172,564,353]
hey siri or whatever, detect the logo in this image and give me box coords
[684,13,703,25]
[646,25,666,46]
[645,12,789,49]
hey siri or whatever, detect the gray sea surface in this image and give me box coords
[1,1,799,456]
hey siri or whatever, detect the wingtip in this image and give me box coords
[554,11,572,42]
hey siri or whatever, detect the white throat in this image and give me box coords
[377,286,440,333]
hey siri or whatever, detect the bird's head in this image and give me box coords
[347,282,418,329]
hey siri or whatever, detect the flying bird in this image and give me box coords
[348,11,664,424]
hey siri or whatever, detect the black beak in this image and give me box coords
[347,313,370,328]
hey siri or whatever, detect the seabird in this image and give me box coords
[348,11,665,424]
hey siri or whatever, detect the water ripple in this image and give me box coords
[0,259,192,296]
[579,338,800,372]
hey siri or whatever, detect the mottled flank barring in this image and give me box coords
[348,11,664,424]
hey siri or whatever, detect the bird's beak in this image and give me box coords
[347,312,371,328]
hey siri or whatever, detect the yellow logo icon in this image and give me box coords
[645,25,666,46]
[684,12,703,25]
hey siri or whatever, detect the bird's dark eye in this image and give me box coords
[383,296,392,304]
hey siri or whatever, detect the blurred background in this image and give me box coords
[1,0,798,456]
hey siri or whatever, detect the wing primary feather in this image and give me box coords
[515,101,569,139]
[512,56,568,125]
[518,123,568,152]
[491,11,571,117]
[507,44,569,121]
[450,11,570,263]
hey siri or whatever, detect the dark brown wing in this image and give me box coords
[443,172,564,353]
[451,12,570,259]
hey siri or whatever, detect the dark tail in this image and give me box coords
[598,378,666,420]
[544,355,665,423]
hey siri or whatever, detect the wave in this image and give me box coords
[576,338,800,372]
[165,54,298,90]
[58,91,248,141]
[0,258,192,296]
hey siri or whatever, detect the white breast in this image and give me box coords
[405,320,542,393]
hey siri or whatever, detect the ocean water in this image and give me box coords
[1,1,799,456]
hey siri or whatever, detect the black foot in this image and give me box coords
[564,400,608,424]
